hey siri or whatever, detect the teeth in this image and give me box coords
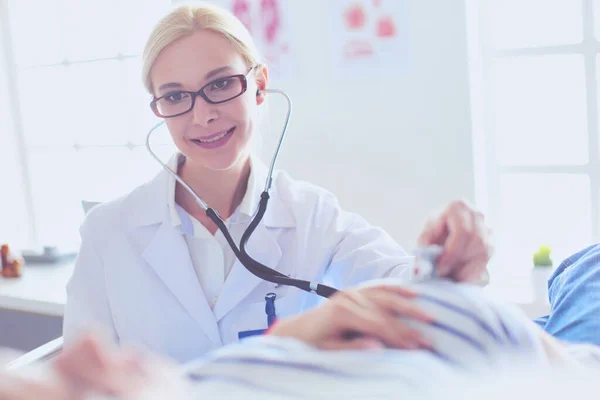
[198,129,230,143]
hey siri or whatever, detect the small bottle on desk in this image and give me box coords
[1,244,23,278]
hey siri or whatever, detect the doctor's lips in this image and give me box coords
[189,127,236,149]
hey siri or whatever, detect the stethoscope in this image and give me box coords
[145,88,339,299]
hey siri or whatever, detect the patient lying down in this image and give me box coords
[2,280,600,400]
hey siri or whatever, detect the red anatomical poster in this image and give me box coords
[214,0,294,79]
[328,0,410,78]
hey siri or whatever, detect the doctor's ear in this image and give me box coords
[254,64,269,105]
[256,87,267,105]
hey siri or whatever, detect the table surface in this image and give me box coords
[0,260,75,317]
[0,260,552,318]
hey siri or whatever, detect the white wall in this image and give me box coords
[252,0,475,249]
[3,0,476,252]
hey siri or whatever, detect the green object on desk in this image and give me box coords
[533,245,553,267]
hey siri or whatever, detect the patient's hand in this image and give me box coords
[0,334,186,400]
[52,334,186,399]
[0,374,74,400]
[52,334,149,397]
[268,285,434,351]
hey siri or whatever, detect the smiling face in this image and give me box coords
[150,29,267,171]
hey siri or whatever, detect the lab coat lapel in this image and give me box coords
[213,223,282,321]
[139,204,222,345]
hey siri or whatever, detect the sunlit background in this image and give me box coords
[1,0,598,304]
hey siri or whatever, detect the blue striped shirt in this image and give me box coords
[182,280,552,398]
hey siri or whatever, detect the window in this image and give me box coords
[3,0,175,249]
[466,0,598,294]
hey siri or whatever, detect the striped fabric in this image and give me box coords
[181,279,557,399]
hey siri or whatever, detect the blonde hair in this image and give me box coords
[142,2,263,94]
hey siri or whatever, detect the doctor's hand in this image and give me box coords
[417,199,493,283]
[268,285,434,351]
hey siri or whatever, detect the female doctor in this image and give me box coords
[63,3,492,364]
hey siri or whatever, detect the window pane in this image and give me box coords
[491,55,588,166]
[595,55,600,157]
[492,173,592,279]
[486,0,582,50]
[595,0,600,41]
[17,58,160,147]
[27,145,176,248]
[8,0,169,67]
[0,63,30,248]
[27,147,82,248]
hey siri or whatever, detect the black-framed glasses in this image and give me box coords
[150,67,256,118]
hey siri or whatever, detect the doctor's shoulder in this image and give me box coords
[78,195,130,241]
[78,176,159,241]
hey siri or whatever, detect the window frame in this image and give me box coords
[466,0,600,266]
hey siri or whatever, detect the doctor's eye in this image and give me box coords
[164,91,190,104]
[208,77,234,92]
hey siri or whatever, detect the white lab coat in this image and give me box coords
[63,160,412,363]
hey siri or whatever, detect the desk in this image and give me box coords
[0,261,74,317]
[484,274,552,319]
[0,259,551,318]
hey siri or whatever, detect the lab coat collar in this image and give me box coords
[129,152,295,229]
[166,152,186,228]
[128,152,293,329]
[166,153,258,228]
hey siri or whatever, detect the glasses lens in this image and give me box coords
[155,92,193,117]
[203,76,244,103]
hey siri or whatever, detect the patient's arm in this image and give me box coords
[535,244,600,345]
[0,334,187,400]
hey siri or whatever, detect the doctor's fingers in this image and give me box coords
[450,246,491,283]
[446,216,493,282]
[417,214,448,248]
[435,206,475,275]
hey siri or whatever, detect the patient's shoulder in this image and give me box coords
[561,243,600,267]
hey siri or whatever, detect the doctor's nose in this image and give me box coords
[191,97,218,126]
